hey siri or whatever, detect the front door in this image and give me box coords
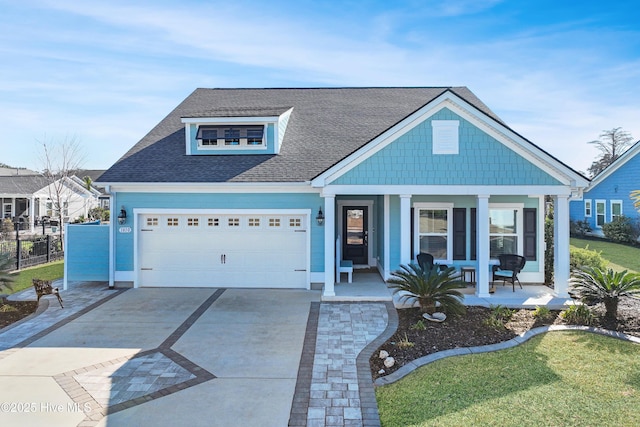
[342,206,368,265]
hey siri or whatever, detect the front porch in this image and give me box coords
[324,270,576,310]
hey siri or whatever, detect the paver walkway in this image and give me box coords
[290,302,396,427]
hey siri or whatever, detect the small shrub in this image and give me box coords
[544,216,554,285]
[569,267,640,321]
[561,304,593,325]
[532,306,552,320]
[602,216,640,244]
[570,246,607,271]
[490,304,515,322]
[410,319,426,331]
[396,333,415,349]
[483,316,506,330]
[570,219,592,237]
[483,305,515,330]
[388,264,466,315]
[0,304,17,312]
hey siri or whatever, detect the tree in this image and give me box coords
[587,128,633,177]
[37,136,86,239]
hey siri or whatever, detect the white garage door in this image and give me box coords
[137,213,308,288]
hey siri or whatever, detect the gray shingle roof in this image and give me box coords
[98,87,502,183]
[0,175,48,194]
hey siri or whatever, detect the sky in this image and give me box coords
[1,0,638,176]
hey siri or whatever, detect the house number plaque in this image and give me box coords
[118,227,132,233]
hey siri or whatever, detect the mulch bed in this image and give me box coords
[371,297,640,381]
[0,300,38,329]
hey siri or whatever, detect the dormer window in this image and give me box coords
[196,125,265,148]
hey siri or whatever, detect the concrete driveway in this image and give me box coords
[0,287,319,427]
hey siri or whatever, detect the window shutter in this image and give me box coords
[453,208,466,260]
[470,208,477,261]
[524,208,537,261]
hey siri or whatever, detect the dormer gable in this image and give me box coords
[181,106,293,155]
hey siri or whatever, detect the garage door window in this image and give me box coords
[248,218,260,227]
[289,218,302,228]
[146,217,159,227]
[187,218,199,226]
[167,218,179,226]
[228,218,240,227]
[269,218,281,227]
[208,218,219,227]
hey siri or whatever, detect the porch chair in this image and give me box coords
[492,254,526,292]
[335,235,353,283]
[416,253,448,273]
[32,278,64,308]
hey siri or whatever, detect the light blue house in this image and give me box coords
[570,140,640,236]
[77,87,588,299]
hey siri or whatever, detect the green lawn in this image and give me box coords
[5,261,64,294]
[376,331,640,426]
[571,237,640,272]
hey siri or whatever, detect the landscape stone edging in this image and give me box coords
[0,296,50,335]
[374,325,640,387]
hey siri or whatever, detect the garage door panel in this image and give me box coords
[138,213,308,288]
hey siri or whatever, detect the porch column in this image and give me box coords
[383,195,390,280]
[554,195,570,297]
[29,196,35,232]
[323,195,336,297]
[400,195,411,265]
[476,195,491,298]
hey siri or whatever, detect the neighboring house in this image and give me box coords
[570,140,640,236]
[0,169,101,231]
[96,87,588,298]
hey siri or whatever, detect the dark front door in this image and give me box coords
[343,206,368,265]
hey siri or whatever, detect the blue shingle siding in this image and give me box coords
[570,149,640,231]
[331,108,561,186]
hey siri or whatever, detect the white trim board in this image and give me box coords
[312,91,588,189]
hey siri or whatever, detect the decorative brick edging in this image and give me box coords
[355,301,397,427]
[288,301,320,426]
[374,325,640,387]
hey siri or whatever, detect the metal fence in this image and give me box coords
[0,235,64,271]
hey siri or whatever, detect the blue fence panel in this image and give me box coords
[65,224,109,281]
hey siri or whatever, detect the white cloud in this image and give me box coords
[1,0,638,174]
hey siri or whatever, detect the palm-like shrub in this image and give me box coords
[569,267,640,321]
[388,264,465,315]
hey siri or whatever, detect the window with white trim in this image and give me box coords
[489,205,523,258]
[611,200,623,222]
[595,200,605,228]
[584,200,592,217]
[196,125,265,148]
[414,204,453,260]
